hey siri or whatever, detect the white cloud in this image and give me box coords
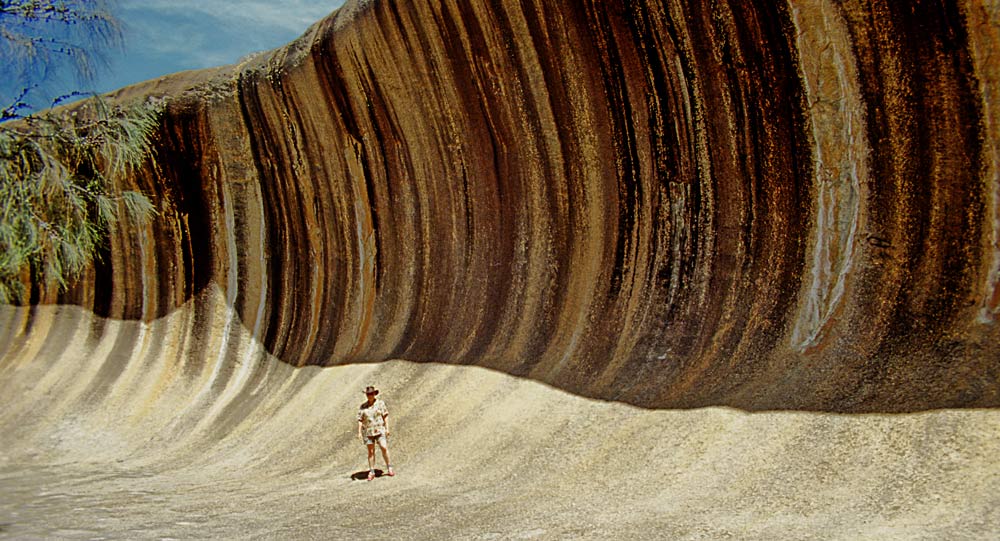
[103,0,344,88]
[126,0,339,36]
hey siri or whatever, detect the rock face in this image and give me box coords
[21,0,1000,412]
[2,2,1000,538]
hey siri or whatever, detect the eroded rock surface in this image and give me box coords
[42,0,994,412]
[2,0,1000,538]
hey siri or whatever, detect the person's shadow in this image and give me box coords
[351,469,386,480]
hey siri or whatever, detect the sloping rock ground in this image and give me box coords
[2,0,999,538]
[2,298,998,539]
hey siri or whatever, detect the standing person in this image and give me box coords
[357,385,394,481]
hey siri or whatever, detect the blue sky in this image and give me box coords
[106,0,345,91]
[2,1,345,114]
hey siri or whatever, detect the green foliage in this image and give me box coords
[0,97,160,303]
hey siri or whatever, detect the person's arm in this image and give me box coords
[358,417,364,440]
[381,402,390,436]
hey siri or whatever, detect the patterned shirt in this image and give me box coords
[357,399,388,437]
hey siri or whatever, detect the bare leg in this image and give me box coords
[366,443,376,476]
[378,441,393,475]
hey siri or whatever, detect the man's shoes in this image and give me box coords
[367,471,375,481]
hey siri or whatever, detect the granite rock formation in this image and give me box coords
[2,1,1000,538]
[9,0,1000,412]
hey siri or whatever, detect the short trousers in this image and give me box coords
[363,433,387,447]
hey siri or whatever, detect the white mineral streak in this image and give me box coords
[790,0,867,351]
[965,1,1000,323]
[251,172,270,368]
[109,213,157,415]
[344,141,377,357]
[667,182,689,313]
[668,53,694,314]
[188,168,243,427]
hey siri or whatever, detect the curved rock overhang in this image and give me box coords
[10,0,1000,413]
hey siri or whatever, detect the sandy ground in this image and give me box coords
[1,301,998,540]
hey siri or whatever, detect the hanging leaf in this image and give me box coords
[0,96,161,302]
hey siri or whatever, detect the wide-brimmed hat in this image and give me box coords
[364,386,379,396]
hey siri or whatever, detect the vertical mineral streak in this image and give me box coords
[965,0,1000,323]
[789,0,866,352]
[15,0,997,412]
